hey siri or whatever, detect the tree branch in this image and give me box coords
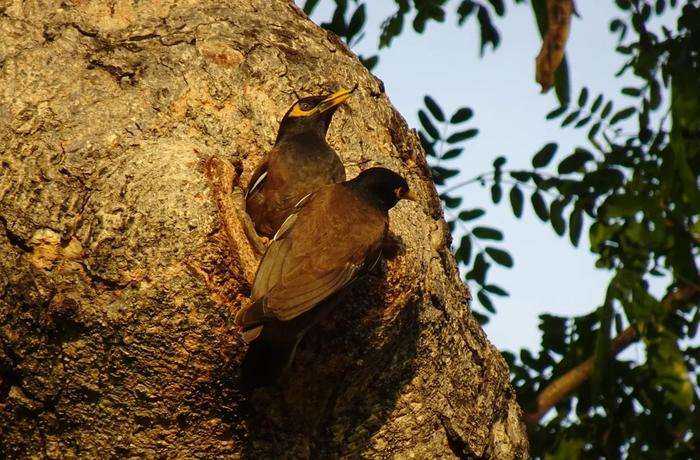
[524,284,700,424]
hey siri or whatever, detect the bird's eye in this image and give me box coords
[299,101,314,111]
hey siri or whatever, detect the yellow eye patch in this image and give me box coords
[289,104,316,117]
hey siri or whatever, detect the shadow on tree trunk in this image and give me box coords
[236,272,421,457]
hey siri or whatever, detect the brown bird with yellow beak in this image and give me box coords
[245,87,355,238]
[236,167,417,387]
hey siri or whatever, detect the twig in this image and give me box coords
[524,284,700,424]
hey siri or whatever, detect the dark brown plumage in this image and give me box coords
[235,167,415,387]
[245,87,355,238]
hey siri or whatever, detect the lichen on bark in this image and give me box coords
[0,0,528,457]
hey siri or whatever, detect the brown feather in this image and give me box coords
[245,182,387,328]
[245,134,345,237]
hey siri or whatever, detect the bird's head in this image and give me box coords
[352,167,417,211]
[276,86,356,142]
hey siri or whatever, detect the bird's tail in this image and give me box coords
[240,336,301,389]
[235,298,267,330]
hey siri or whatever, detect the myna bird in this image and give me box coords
[235,167,416,387]
[245,87,356,238]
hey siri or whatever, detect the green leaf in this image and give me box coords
[431,166,458,185]
[455,235,472,264]
[590,94,603,113]
[554,57,571,106]
[457,1,476,24]
[545,438,584,460]
[532,143,558,168]
[360,55,379,71]
[446,128,479,143]
[615,0,632,10]
[303,0,321,15]
[450,107,474,123]
[510,171,531,182]
[655,0,666,14]
[347,4,366,42]
[418,110,440,140]
[647,331,693,411]
[600,100,614,118]
[561,110,580,127]
[447,220,455,233]
[491,184,502,204]
[650,78,661,109]
[574,115,592,128]
[603,194,643,218]
[424,95,445,122]
[609,106,636,124]
[379,9,405,48]
[487,0,505,16]
[485,247,513,267]
[441,148,463,160]
[467,253,490,284]
[472,227,504,240]
[509,185,524,218]
[418,132,436,157]
[550,200,566,236]
[459,208,485,221]
[621,86,641,97]
[531,192,549,221]
[589,222,620,249]
[476,5,500,53]
[477,290,495,313]
[546,106,567,119]
[427,4,446,21]
[484,284,508,296]
[592,299,612,401]
[440,193,462,209]
[413,11,428,33]
[577,87,589,107]
[493,156,506,169]
[558,148,594,174]
[569,207,583,246]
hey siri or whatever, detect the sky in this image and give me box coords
[300,1,673,354]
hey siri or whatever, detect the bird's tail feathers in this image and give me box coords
[235,298,267,332]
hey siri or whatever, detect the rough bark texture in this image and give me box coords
[0,1,528,458]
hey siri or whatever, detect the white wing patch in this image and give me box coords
[270,192,313,242]
[294,192,312,209]
[272,213,297,242]
[245,170,268,200]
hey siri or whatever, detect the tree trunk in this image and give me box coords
[0,0,528,457]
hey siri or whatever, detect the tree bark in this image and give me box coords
[0,0,528,458]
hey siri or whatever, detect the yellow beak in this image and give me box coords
[316,84,357,114]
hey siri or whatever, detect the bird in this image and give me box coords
[235,167,416,387]
[245,86,356,238]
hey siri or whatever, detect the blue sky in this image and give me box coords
[301,1,672,354]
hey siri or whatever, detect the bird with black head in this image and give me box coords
[235,167,417,387]
[245,86,356,238]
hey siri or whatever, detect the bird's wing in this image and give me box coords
[250,186,385,323]
[250,191,314,302]
[238,237,356,330]
[245,160,268,200]
[266,261,361,321]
